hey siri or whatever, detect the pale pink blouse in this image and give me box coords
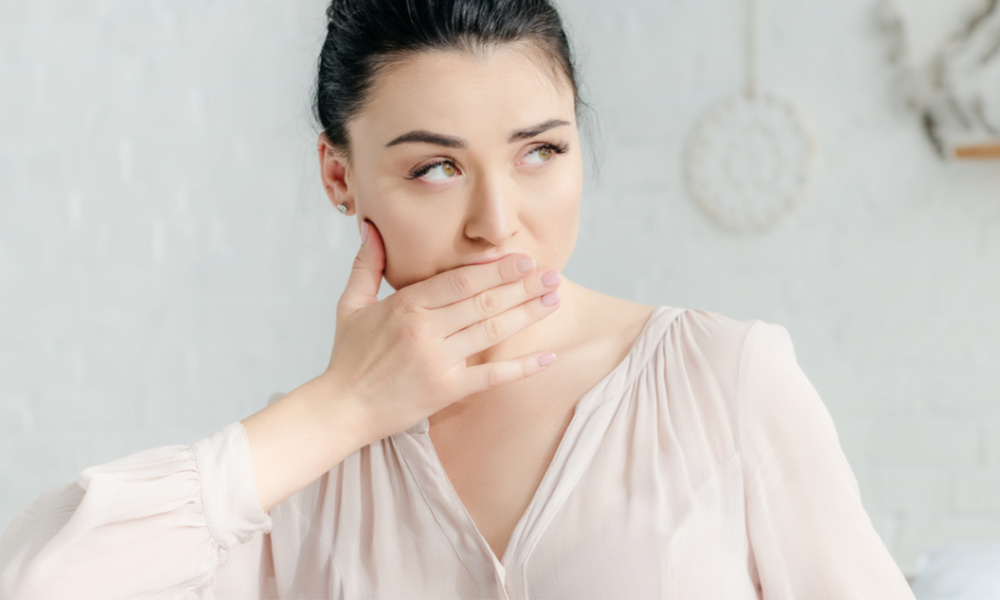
[0,307,915,599]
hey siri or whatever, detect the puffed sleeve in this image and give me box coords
[739,322,914,599]
[0,422,274,599]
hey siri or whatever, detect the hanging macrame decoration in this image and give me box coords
[686,0,818,233]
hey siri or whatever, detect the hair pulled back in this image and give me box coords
[313,0,584,158]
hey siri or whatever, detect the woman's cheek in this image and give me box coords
[381,230,442,291]
[529,175,580,218]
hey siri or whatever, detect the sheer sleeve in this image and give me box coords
[0,422,274,599]
[739,322,914,599]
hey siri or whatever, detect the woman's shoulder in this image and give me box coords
[581,286,780,368]
[604,298,764,353]
[668,305,761,337]
[606,303,791,466]
[605,300,798,397]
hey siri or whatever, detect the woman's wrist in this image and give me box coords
[241,376,373,512]
[303,372,378,450]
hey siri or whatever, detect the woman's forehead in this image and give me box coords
[353,47,576,146]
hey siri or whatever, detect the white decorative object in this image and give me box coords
[877,0,1000,156]
[686,0,818,233]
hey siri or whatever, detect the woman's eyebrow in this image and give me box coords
[508,118,571,142]
[384,118,571,148]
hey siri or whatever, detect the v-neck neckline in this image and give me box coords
[392,305,672,577]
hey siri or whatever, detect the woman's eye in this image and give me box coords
[521,142,568,165]
[409,160,459,182]
[524,145,554,164]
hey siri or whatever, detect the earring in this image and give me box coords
[336,203,349,215]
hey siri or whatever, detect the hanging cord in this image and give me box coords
[746,0,760,98]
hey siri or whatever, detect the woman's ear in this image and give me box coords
[318,133,355,215]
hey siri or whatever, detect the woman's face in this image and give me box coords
[323,45,583,291]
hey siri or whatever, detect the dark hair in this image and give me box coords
[313,0,590,160]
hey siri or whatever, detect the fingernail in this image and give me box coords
[541,290,560,306]
[517,257,536,273]
[538,352,557,367]
[541,271,560,287]
[361,221,370,245]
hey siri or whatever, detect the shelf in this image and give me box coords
[953,142,1000,159]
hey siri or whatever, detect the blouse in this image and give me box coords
[0,306,916,599]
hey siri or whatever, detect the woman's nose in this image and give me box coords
[463,177,519,245]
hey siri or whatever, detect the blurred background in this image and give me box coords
[2,0,999,585]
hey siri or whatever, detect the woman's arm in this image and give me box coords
[739,322,915,599]
[241,375,373,512]
[0,378,373,599]
[0,422,273,599]
[0,224,560,598]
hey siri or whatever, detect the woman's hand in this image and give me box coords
[320,219,562,444]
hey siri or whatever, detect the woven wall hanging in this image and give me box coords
[686,0,819,233]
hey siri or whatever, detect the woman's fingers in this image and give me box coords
[443,291,561,366]
[432,267,561,337]
[407,254,536,310]
[456,351,558,398]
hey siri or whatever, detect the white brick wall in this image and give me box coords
[2,0,999,578]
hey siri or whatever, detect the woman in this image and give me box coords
[0,0,914,598]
